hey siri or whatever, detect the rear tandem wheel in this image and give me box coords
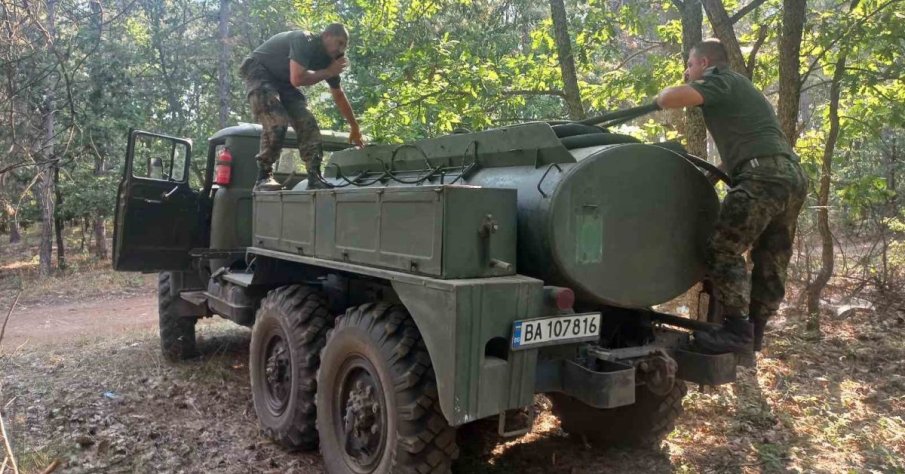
[317,302,459,473]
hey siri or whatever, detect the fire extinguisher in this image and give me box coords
[214,147,232,185]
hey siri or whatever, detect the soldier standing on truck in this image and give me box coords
[240,23,364,191]
[653,39,808,354]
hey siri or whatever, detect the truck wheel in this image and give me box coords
[317,303,458,474]
[250,285,333,451]
[549,381,687,448]
[159,272,198,361]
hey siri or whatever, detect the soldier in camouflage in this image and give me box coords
[654,39,808,354]
[240,23,364,191]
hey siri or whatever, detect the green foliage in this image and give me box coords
[0,0,902,267]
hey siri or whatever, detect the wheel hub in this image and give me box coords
[263,337,291,413]
[340,366,385,471]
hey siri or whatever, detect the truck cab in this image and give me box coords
[113,125,354,274]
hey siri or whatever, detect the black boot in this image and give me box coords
[254,168,281,191]
[305,171,333,190]
[304,155,332,190]
[750,317,766,352]
[693,316,754,354]
[748,303,771,352]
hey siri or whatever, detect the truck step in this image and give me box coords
[179,290,208,306]
[223,272,253,287]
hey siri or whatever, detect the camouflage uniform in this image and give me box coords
[239,57,324,176]
[707,155,808,323]
[687,64,808,352]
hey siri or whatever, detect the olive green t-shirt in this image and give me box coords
[689,66,794,173]
[251,31,341,89]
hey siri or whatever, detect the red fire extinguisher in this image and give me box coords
[214,147,232,185]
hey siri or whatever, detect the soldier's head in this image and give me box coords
[685,39,729,82]
[321,23,349,59]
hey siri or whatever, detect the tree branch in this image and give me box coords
[730,0,768,24]
[745,25,769,77]
[614,43,666,71]
[501,89,565,97]
[0,290,21,352]
[799,0,901,86]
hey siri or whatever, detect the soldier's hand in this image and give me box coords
[349,127,365,148]
[327,57,348,76]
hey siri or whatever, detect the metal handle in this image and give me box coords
[536,163,562,198]
[161,186,179,200]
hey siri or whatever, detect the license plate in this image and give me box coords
[511,313,601,350]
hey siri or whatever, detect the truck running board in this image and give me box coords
[179,290,208,306]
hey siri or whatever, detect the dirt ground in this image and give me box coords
[1,264,904,472]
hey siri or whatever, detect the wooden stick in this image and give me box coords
[40,459,61,474]
[0,409,18,474]
[0,290,22,352]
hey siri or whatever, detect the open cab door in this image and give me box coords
[113,130,200,271]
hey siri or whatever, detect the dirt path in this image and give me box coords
[1,294,158,351]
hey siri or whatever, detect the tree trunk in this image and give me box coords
[80,217,87,252]
[2,199,21,244]
[38,7,57,277]
[700,0,749,77]
[805,51,846,331]
[549,0,585,120]
[88,0,108,260]
[54,166,65,270]
[218,0,231,129]
[882,130,898,218]
[93,217,108,259]
[8,220,21,244]
[37,171,55,277]
[679,0,707,158]
[778,0,806,147]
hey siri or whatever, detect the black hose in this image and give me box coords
[560,133,641,149]
[578,102,660,127]
[551,123,607,138]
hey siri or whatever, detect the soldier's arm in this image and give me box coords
[331,87,364,147]
[655,85,704,109]
[290,58,346,87]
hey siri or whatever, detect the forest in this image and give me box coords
[0,0,903,472]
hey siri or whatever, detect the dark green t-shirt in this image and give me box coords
[252,31,341,89]
[689,66,794,173]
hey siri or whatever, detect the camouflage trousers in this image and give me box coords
[239,57,323,175]
[707,154,808,322]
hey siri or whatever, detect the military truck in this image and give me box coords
[113,118,737,473]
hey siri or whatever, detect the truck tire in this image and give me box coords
[317,303,458,474]
[250,285,333,451]
[549,381,687,448]
[159,272,198,361]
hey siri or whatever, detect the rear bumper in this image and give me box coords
[536,330,737,409]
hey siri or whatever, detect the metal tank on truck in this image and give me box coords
[313,106,722,309]
[112,106,739,474]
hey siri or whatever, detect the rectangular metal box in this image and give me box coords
[253,185,517,279]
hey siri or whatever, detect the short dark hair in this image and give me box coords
[323,23,349,39]
[691,39,729,66]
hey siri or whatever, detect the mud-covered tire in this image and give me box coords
[317,303,458,473]
[250,285,334,451]
[550,381,687,448]
[159,272,198,361]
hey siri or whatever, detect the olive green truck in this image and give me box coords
[113,121,737,473]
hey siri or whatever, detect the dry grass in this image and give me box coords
[0,228,152,309]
